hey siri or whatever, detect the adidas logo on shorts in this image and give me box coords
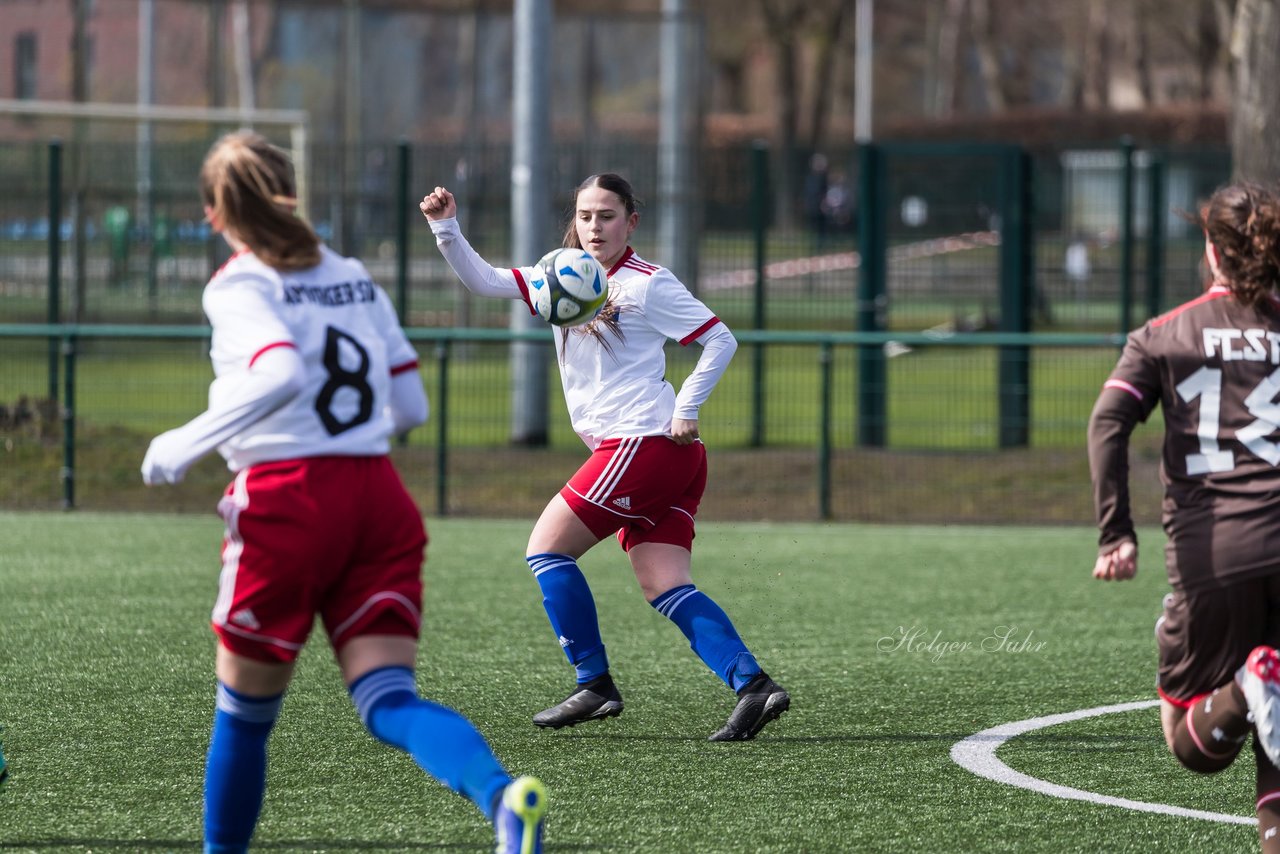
[612,496,632,510]
[230,609,261,631]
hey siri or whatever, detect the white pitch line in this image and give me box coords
[950,699,1256,826]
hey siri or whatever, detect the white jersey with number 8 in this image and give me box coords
[206,246,419,471]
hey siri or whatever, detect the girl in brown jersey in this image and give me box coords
[1089,181,1280,852]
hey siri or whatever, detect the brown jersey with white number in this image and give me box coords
[1088,285,1280,591]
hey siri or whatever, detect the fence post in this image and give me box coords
[818,341,833,520]
[396,138,411,326]
[61,334,76,510]
[1145,154,1166,320]
[434,339,450,517]
[48,139,63,405]
[997,145,1032,448]
[1119,136,1135,335]
[856,141,886,447]
[750,140,768,448]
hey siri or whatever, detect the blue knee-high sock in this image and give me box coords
[350,666,511,821]
[651,585,762,692]
[526,553,608,683]
[204,683,283,854]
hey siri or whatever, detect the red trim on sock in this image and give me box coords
[1257,790,1280,811]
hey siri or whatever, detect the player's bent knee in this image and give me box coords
[1171,727,1243,774]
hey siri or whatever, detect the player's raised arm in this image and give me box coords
[421,186,529,302]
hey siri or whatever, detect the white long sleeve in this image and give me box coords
[388,369,428,435]
[673,322,737,420]
[429,216,525,300]
[141,345,306,485]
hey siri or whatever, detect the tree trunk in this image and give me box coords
[1230,0,1280,182]
[1085,0,1111,108]
[1063,2,1087,108]
[805,2,848,152]
[759,0,807,228]
[969,0,1006,111]
[1134,1,1154,105]
[773,36,800,227]
[1195,0,1222,100]
[934,0,966,116]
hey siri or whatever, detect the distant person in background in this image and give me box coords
[802,153,830,250]
[420,173,790,742]
[1088,181,1280,853]
[821,171,852,235]
[141,131,547,854]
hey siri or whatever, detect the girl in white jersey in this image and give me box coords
[421,173,789,741]
[140,131,546,854]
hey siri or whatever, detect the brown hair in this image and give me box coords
[558,173,641,353]
[1200,182,1280,311]
[200,131,320,271]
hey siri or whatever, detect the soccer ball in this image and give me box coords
[529,248,609,327]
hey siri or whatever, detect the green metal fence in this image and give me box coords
[0,135,1226,525]
[0,137,1231,331]
[0,324,1157,527]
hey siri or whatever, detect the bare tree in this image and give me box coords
[1061,0,1089,108]
[1230,0,1280,182]
[804,0,849,152]
[1195,0,1226,100]
[757,0,807,225]
[968,0,1006,111]
[1134,0,1155,105]
[1085,0,1112,108]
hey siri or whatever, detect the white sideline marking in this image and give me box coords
[950,699,1256,826]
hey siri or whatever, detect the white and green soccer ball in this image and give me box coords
[529,248,608,327]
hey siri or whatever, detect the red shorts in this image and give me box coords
[560,436,707,552]
[213,456,427,663]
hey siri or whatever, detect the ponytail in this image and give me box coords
[200,131,320,271]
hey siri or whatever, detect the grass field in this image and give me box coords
[0,513,1260,852]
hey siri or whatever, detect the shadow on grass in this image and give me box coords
[0,840,608,852]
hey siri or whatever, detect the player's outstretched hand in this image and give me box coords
[420,187,456,221]
[141,431,190,486]
[1092,540,1137,581]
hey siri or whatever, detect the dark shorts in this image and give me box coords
[1156,575,1280,707]
[560,436,706,552]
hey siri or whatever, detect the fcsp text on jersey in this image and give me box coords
[1202,327,1280,363]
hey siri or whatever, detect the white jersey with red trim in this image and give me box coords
[204,245,419,470]
[427,218,736,450]
[512,247,723,448]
